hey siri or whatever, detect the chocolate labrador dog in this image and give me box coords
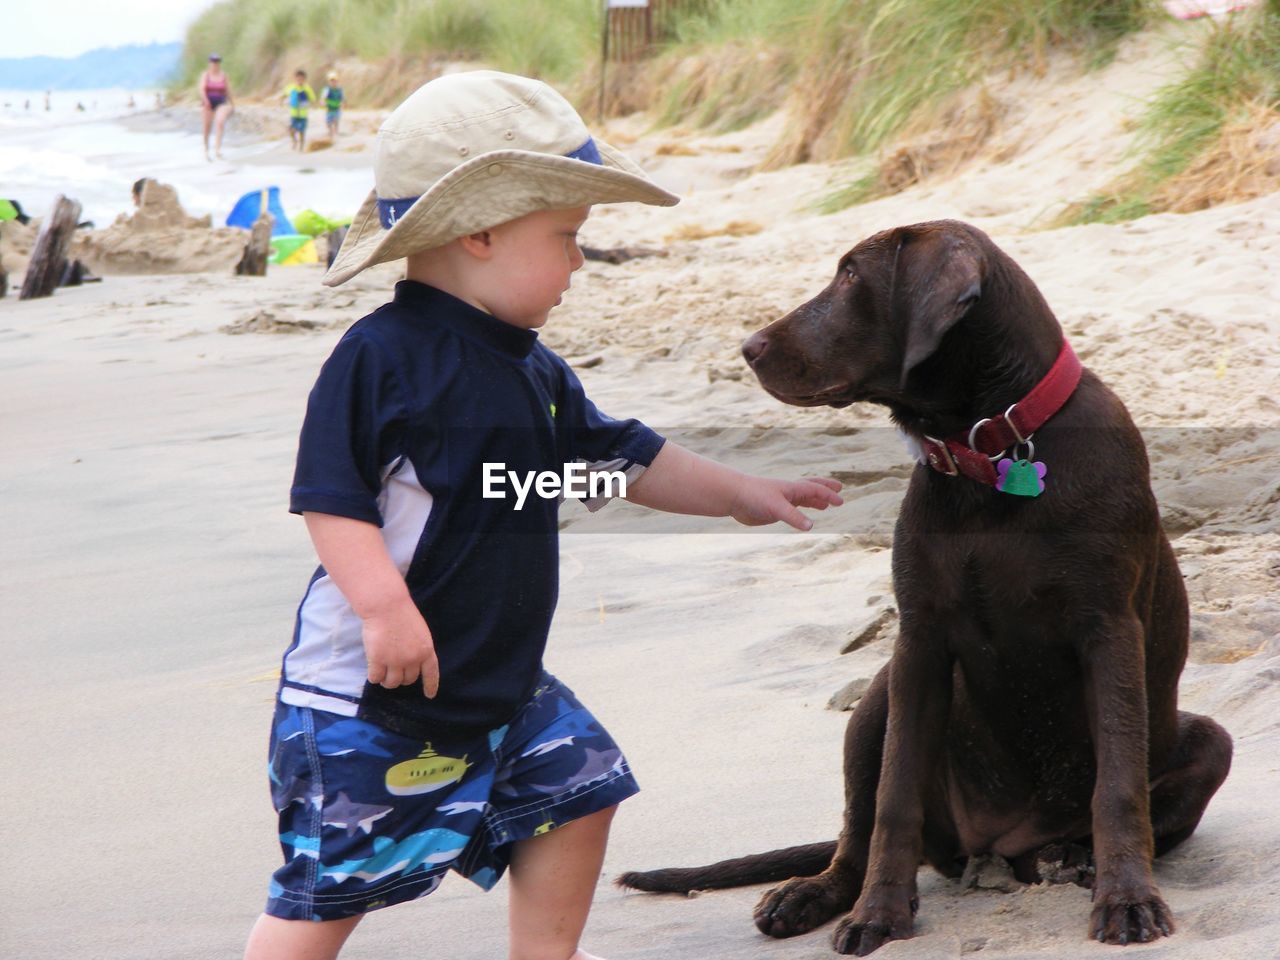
[620,221,1232,955]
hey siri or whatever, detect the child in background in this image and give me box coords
[322,71,345,138]
[243,70,843,960]
[283,69,316,151]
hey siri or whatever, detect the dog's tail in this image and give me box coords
[616,840,837,893]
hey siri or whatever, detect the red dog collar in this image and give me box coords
[919,340,1082,488]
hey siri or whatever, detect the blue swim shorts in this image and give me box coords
[263,673,639,921]
[290,116,307,133]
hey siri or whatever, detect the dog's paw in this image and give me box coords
[831,910,913,956]
[754,874,854,939]
[1089,889,1175,945]
[830,892,916,956]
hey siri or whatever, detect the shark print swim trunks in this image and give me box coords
[263,672,639,920]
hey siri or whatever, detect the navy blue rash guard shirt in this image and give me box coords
[283,281,666,739]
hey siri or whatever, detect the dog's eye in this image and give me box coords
[843,262,857,282]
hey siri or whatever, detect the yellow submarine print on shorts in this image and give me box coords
[385,744,472,796]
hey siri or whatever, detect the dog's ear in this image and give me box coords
[897,230,984,385]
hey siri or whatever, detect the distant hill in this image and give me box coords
[0,42,182,90]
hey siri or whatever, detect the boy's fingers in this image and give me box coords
[803,488,844,512]
[380,665,404,689]
[778,501,814,531]
[402,663,420,685]
[804,481,844,505]
[422,659,440,698]
[367,661,387,685]
[809,476,844,493]
[790,481,842,509]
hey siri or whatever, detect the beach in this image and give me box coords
[3,31,1279,960]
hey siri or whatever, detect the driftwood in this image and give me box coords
[0,249,7,299]
[19,195,82,300]
[59,259,100,287]
[235,213,273,276]
[325,225,349,269]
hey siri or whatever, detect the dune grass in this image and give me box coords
[644,0,1150,163]
[1060,0,1280,224]
[181,0,1150,127]
[193,0,1280,220]
[178,0,601,102]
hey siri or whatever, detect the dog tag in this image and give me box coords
[996,458,1047,497]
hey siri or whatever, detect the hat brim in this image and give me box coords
[322,141,678,286]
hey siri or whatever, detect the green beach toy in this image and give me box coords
[292,208,350,237]
[268,233,319,265]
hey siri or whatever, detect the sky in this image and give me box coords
[1,0,217,60]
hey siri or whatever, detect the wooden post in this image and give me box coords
[18,195,82,300]
[235,213,273,276]
[325,225,349,270]
[0,249,7,299]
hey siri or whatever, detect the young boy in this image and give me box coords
[283,69,316,151]
[321,71,344,138]
[243,71,842,960]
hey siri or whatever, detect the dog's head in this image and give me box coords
[742,220,992,415]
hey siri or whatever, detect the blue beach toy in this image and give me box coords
[226,186,295,235]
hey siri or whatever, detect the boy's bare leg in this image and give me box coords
[244,913,361,960]
[507,805,616,960]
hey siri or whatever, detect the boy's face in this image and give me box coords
[477,206,590,330]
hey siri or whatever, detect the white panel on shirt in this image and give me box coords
[280,458,434,716]
[578,457,650,513]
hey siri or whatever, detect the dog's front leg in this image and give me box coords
[831,630,951,956]
[1082,617,1174,945]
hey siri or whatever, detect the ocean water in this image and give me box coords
[0,87,373,229]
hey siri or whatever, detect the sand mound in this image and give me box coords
[69,179,247,276]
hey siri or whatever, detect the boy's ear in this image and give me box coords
[457,230,495,259]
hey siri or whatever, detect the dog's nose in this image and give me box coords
[742,332,768,366]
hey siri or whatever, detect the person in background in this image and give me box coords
[284,69,317,151]
[322,71,345,138]
[199,53,234,161]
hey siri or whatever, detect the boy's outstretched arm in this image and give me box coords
[303,512,439,696]
[625,441,843,531]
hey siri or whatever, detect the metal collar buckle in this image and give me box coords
[923,436,958,476]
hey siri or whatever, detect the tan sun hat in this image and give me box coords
[323,70,680,286]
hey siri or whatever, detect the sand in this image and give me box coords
[2,30,1278,960]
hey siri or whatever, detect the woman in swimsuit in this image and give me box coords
[199,53,234,160]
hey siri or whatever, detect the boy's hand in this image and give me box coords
[626,444,845,530]
[362,598,440,697]
[730,476,844,531]
[303,512,441,697]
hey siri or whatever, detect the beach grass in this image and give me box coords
[180,0,601,101]
[177,0,1280,223]
[635,0,1150,164]
[781,0,1152,209]
[181,0,1149,129]
[1059,0,1280,224]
